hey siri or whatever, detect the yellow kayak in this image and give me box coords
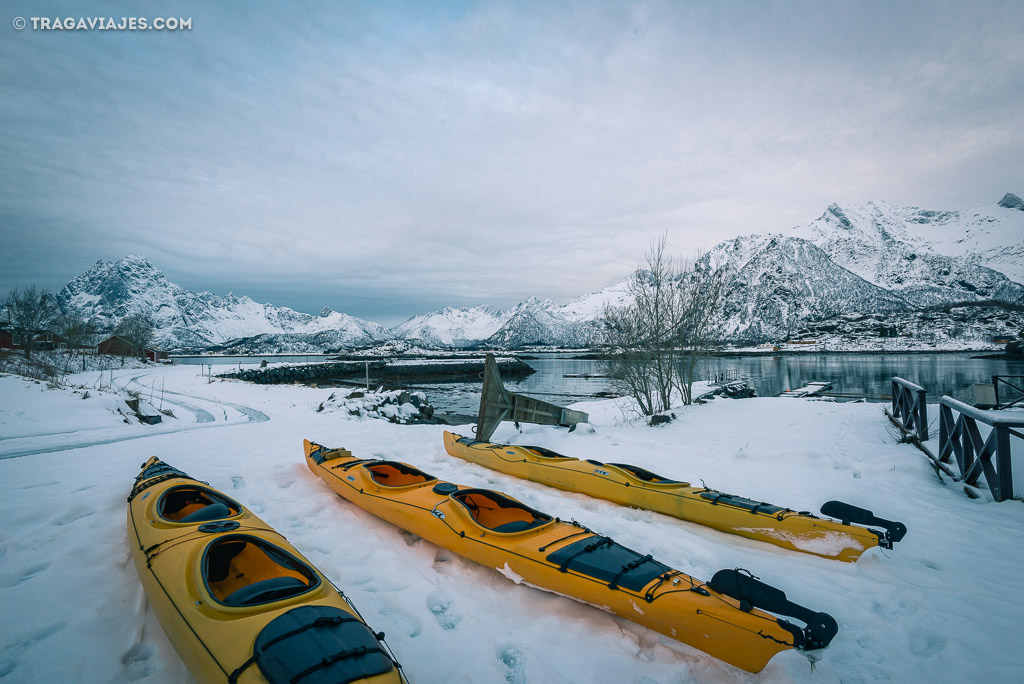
[127,457,406,684]
[443,431,906,562]
[305,439,838,674]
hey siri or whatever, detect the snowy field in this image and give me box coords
[1,364,1022,683]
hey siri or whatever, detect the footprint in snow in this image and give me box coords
[121,642,156,681]
[909,632,947,658]
[432,549,458,573]
[497,645,526,684]
[854,637,885,663]
[398,530,421,547]
[15,480,60,491]
[376,604,422,638]
[52,505,94,527]
[231,475,245,490]
[273,471,296,489]
[0,561,50,588]
[427,592,462,631]
[872,599,918,619]
[2,622,66,654]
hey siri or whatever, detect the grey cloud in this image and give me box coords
[1,0,1022,325]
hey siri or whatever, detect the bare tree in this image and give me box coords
[53,302,97,353]
[114,313,155,359]
[675,256,725,405]
[52,302,98,376]
[601,236,683,417]
[3,285,58,358]
[600,236,725,417]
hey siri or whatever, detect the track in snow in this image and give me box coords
[0,372,268,460]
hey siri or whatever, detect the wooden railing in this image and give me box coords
[889,377,929,440]
[938,396,1024,502]
[993,375,1024,410]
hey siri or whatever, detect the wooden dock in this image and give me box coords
[779,381,832,398]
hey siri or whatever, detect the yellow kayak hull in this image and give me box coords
[127,457,405,684]
[304,439,837,674]
[443,431,888,562]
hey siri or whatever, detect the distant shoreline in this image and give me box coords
[169,347,1016,361]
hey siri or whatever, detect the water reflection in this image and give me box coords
[419,353,1024,415]
[171,351,1024,414]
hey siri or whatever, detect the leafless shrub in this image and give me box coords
[600,235,725,416]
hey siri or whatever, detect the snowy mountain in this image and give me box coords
[393,281,633,349]
[695,193,1024,340]
[703,235,910,341]
[58,256,387,350]
[391,305,509,348]
[788,196,1024,305]
[54,194,1023,351]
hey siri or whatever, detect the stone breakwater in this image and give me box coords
[217,358,536,385]
[219,361,384,385]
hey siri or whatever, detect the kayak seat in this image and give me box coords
[204,535,321,605]
[158,485,241,522]
[222,576,309,606]
[451,489,553,532]
[491,520,547,533]
[179,502,232,523]
[206,540,246,583]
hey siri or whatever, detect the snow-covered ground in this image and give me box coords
[1,365,1022,683]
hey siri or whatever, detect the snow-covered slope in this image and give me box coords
[393,281,632,349]
[391,305,510,347]
[696,193,1024,340]
[59,256,387,350]
[704,235,910,341]
[789,195,1024,299]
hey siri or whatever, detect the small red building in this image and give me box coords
[0,328,67,351]
[97,335,143,357]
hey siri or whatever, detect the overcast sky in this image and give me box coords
[2,1,1022,325]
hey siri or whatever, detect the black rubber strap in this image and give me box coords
[538,529,591,552]
[557,536,613,573]
[290,645,379,683]
[607,554,654,590]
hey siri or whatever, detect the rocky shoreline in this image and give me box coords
[217,357,535,386]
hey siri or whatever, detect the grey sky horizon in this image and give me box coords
[2,1,1022,326]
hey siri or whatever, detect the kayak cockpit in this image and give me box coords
[604,463,689,487]
[365,461,437,488]
[450,489,553,533]
[203,535,320,607]
[158,485,242,523]
[522,445,577,461]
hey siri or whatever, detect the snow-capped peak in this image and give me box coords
[998,192,1024,210]
[58,256,386,351]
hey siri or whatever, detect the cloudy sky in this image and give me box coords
[2,1,1022,325]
